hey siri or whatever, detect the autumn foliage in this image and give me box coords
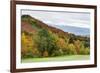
[21,15,90,59]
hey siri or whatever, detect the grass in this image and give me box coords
[21,55,90,63]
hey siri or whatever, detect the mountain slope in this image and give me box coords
[21,15,90,58]
[21,15,69,38]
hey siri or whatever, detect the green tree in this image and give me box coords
[37,29,50,57]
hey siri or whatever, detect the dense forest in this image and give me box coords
[21,15,90,59]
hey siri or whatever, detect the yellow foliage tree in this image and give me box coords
[74,40,81,54]
[21,32,34,58]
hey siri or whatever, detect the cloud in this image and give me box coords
[43,20,90,28]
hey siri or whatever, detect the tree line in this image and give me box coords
[21,28,90,58]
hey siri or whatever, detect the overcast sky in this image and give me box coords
[22,10,90,29]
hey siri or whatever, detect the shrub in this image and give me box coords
[79,47,90,55]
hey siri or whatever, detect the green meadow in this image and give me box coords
[22,55,90,63]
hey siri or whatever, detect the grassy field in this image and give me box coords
[22,55,90,63]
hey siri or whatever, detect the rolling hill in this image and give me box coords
[21,15,90,58]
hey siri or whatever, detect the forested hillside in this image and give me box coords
[21,15,90,59]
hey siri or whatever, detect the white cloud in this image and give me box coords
[43,20,90,28]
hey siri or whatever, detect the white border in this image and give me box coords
[16,5,95,69]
